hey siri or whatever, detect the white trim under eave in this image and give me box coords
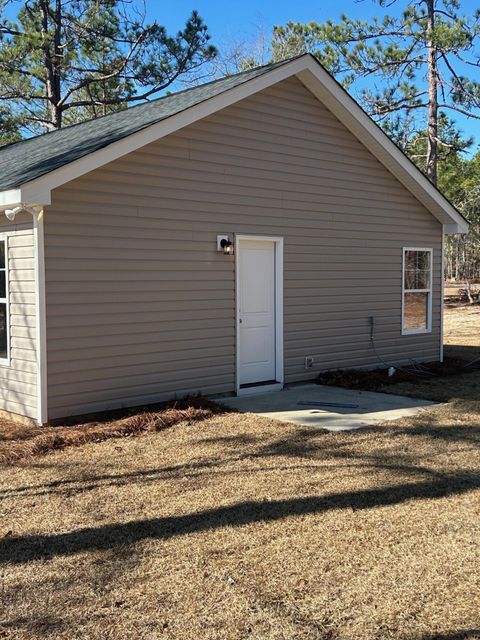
[0,190,22,209]
[0,55,469,234]
[443,223,464,235]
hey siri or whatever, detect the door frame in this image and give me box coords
[235,234,284,396]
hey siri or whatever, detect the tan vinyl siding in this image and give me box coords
[0,212,37,419]
[44,76,442,419]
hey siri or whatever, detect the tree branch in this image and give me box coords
[57,31,146,108]
[434,9,458,20]
[373,102,429,118]
[440,52,480,110]
[438,103,480,119]
[0,23,23,36]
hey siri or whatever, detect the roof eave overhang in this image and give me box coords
[0,55,469,234]
[0,188,23,211]
[0,186,51,213]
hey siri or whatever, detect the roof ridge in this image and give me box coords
[0,55,305,153]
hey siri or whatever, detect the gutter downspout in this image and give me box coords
[4,205,47,425]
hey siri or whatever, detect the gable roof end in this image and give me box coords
[0,54,468,234]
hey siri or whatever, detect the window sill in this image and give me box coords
[402,328,432,336]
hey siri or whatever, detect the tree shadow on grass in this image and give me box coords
[0,420,454,502]
[414,631,480,640]
[1,417,479,503]
[2,469,479,566]
[0,542,141,638]
[0,614,68,637]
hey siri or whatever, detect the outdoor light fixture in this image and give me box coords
[217,235,234,255]
[221,238,233,255]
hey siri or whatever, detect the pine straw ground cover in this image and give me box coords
[0,306,479,640]
[0,398,225,464]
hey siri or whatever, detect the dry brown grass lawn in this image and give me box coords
[0,307,479,640]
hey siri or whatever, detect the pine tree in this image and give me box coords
[272,0,480,183]
[0,1,216,135]
[0,103,20,145]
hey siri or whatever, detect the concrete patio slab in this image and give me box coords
[219,384,439,431]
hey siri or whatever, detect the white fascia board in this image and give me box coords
[0,187,51,212]
[296,61,469,235]
[443,223,466,234]
[0,54,469,233]
[0,189,22,209]
[443,222,469,234]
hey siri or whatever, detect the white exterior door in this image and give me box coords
[237,239,276,386]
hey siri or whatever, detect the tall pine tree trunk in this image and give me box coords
[426,0,438,184]
[52,0,63,128]
[40,0,63,129]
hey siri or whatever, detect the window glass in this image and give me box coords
[0,303,7,359]
[403,292,428,332]
[403,249,431,333]
[404,250,431,290]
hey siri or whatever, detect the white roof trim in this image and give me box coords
[0,189,23,208]
[0,54,468,234]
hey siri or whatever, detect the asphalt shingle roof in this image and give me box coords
[0,57,297,192]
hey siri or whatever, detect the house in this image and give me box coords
[0,54,469,425]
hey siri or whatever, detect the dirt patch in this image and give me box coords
[0,397,227,464]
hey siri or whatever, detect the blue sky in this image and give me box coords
[148,0,480,153]
[151,0,479,32]
[3,0,480,150]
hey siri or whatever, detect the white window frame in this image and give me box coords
[402,247,433,336]
[0,234,10,366]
